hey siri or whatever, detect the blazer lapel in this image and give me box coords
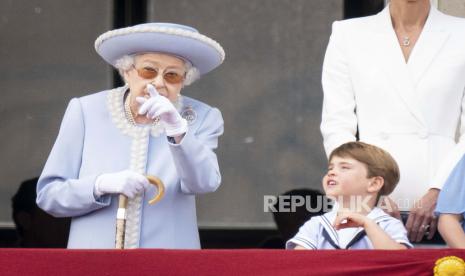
[371,6,427,127]
[408,6,450,87]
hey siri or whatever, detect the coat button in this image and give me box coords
[418,130,428,139]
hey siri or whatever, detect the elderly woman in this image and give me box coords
[36,23,225,249]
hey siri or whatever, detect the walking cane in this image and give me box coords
[115,175,165,249]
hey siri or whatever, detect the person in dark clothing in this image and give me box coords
[12,177,70,248]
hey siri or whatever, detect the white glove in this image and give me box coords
[94,170,150,198]
[136,84,188,137]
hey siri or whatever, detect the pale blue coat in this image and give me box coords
[37,88,223,249]
[435,154,465,230]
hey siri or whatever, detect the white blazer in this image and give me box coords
[320,5,465,209]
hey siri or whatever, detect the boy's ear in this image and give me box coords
[367,176,384,193]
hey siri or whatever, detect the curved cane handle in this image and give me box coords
[147,175,165,205]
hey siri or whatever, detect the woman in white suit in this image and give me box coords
[321,0,465,243]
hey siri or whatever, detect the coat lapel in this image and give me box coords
[408,7,450,87]
[371,6,427,127]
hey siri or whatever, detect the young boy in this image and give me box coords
[287,142,412,249]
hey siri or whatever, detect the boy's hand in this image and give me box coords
[334,209,409,250]
[333,210,370,230]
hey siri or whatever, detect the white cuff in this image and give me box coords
[165,118,188,137]
[93,175,105,198]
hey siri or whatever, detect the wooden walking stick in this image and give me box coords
[115,175,165,249]
[115,194,128,249]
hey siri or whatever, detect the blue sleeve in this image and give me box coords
[36,98,110,217]
[169,107,224,194]
[436,155,465,219]
[381,218,413,248]
[286,218,319,249]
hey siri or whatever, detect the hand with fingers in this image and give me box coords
[405,188,440,242]
[136,84,188,137]
[334,209,409,249]
[94,170,150,198]
[333,210,369,230]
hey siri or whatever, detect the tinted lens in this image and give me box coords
[163,72,184,84]
[135,67,184,84]
[137,67,158,79]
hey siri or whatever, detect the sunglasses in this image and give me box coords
[134,66,185,84]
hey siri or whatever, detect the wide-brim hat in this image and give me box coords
[95,23,225,75]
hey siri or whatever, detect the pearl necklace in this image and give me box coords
[124,93,160,126]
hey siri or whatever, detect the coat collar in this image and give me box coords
[318,207,393,249]
[370,5,449,128]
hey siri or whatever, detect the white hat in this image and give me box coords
[95,23,225,75]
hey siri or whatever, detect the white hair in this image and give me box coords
[114,54,200,86]
[182,60,200,86]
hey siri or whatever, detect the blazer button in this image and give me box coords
[379,132,389,140]
[418,130,428,139]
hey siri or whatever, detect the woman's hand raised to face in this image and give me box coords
[136,84,187,137]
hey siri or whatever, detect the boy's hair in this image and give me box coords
[329,142,400,196]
